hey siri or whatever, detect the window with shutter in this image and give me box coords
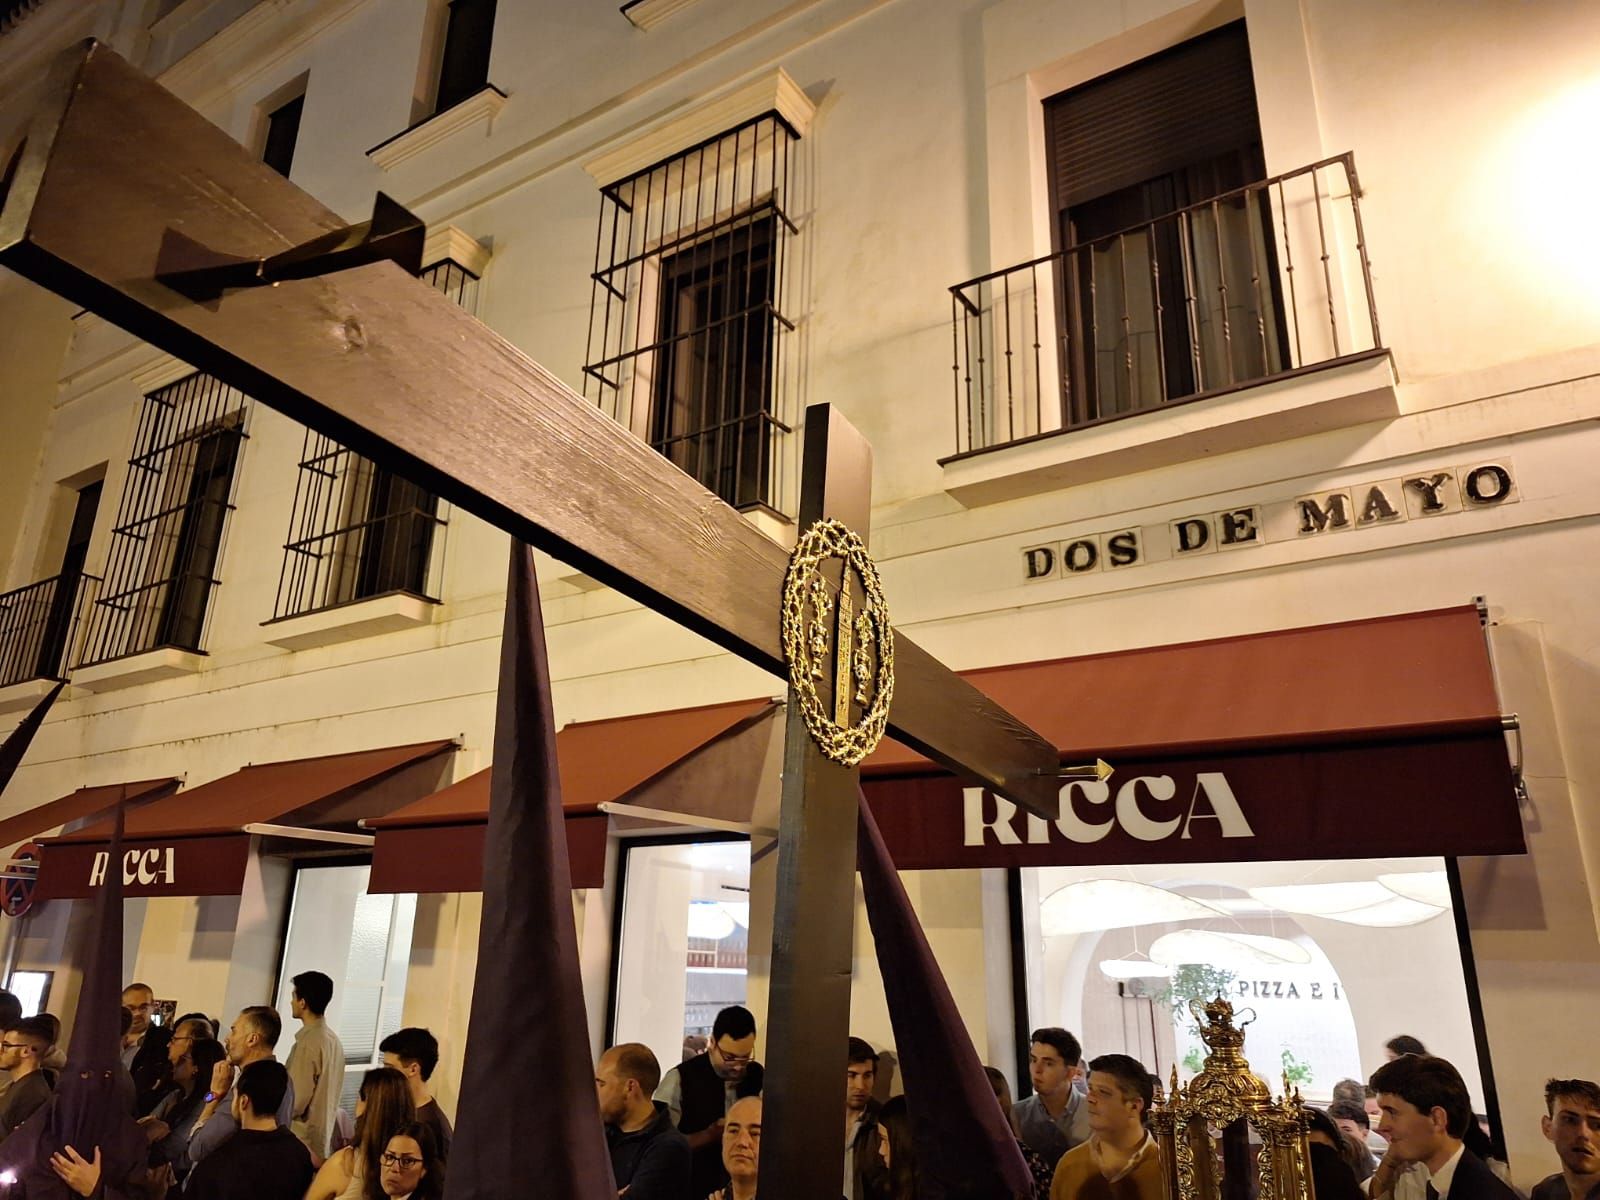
[1044,22,1289,422]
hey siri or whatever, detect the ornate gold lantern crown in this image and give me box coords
[1149,996,1311,1200]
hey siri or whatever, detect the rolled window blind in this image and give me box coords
[1045,21,1262,210]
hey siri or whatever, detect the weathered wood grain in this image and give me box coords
[0,41,1060,818]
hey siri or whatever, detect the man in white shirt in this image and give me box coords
[284,970,346,1162]
[1366,1054,1514,1200]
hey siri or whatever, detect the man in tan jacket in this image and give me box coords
[1050,1054,1163,1200]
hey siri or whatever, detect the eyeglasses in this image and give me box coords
[0,1042,25,1051]
[380,1153,424,1170]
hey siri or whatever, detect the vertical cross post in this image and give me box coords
[758,404,874,1200]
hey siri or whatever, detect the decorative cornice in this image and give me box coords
[129,352,197,396]
[367,85,508,172]
[582,67,816,187]
[621,0,702,31]
[155,0,368,112]
[422,225,491,277]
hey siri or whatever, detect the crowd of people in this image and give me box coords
[598,1011,1600,1200]
[1,987,1594,1200]
[0,976,452,1199]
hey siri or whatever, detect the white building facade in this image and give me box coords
[1,0,1598,1183]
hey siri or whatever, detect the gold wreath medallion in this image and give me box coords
[780,518,895,766]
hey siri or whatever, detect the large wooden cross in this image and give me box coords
[0,44,1065,1199]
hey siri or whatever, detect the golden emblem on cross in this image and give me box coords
[780,518,895,767]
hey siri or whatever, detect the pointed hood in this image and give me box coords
[0,796,146,1195]
[0,681,63,798]
[857,789,1034,1200]
[444,543,615,1199]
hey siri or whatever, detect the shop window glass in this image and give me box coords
[613,839,751,1060]
[1019,856,1486,1108]
[275,864,416,1119]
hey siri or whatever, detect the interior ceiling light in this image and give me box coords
[687,901,736,941]
[1249,880,1446,927]
[1098,958,1174,980]
[1149,928,1312,968]
[1295,895,1446,928]
[1248,881,1396,916]
[1378,871,1453,908]
[1040,879,1225,936]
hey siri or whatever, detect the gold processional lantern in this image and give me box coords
[1149,997,1313,1200]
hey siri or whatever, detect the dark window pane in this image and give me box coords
[32,481,102,679]
[262,93,304,178]
[650,216,776,511]
[435,0,497,114]
[1044,21,1287,423]
[156,428,241,651]
[354,471,439,599]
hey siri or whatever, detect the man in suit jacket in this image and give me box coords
[1367,1054,1516,1200]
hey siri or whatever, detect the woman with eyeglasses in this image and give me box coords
[143,1036,227,1183]
[373,1124,443,1199]
[307,1066,415,1200]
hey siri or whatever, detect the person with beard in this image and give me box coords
[0,1017,58,1137]
[596,1042,689,1200]
[844,1039,883,1200]
[1534,1080,1600,1200]
[655,1007,762,1200]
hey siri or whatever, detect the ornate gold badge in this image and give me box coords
[780,518,894,766]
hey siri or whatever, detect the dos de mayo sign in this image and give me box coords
[1022,459,1517,581]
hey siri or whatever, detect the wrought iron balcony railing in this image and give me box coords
[948,153,1382,456]
[0,572,99,689]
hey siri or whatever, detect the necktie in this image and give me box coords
[1427,1182,1441,1200]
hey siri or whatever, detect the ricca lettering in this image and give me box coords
[87,846,176,888]
[962,773,1255,847]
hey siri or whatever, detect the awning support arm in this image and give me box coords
[598,802,778,839]
[241,823,375,847]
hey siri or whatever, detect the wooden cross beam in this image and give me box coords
[0,41,1062,822]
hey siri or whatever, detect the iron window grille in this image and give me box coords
[271,258,477,622]
[0,572,99,688]
[582,112,800,519]
[80,373,249,666]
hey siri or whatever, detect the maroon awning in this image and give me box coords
[0,778,179,850]
[366,698,776,893]
[861,605,1522,868]
[35,741,455,899]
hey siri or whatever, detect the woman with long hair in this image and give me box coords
[146,1036,227,1182]
[876,1095,922,1200]
[307,1067,415,1200]
[370,1123,443,1200]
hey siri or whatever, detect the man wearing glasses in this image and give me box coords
[655,1006,764,1200]
[0,1017,56,1137]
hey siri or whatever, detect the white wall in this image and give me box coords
[3,0,1600,1187]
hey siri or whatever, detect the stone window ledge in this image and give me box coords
[262,592,437,651]
[0,678,72,715]
[72,648,205,692]
[368,86,508,171]
[940,351,1399,508]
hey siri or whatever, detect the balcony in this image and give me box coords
[945,154,1393,501]
[0,572,97,710]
